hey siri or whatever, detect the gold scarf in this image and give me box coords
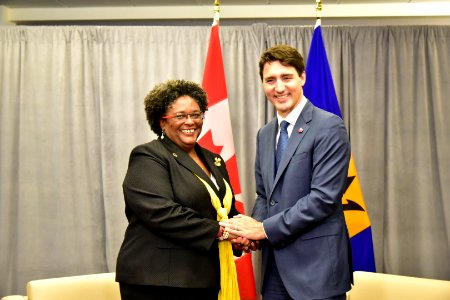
[195,175,240,300]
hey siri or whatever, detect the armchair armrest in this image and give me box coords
[1,296,28,300]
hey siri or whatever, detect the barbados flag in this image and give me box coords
[303,19,376,272]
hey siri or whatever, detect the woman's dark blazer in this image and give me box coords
[116,136,239,289]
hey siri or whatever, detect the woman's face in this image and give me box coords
[160,96,204,153]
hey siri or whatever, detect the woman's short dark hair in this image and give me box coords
[259,45,305,81]
[144,79,208,136]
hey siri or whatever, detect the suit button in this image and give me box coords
[270,200,275,206]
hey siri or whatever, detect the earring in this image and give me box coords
[161,130,165,139]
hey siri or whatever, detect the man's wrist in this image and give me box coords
[261,222,268,239]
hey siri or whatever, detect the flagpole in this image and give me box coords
[213,0,220,26]
[315,0,322,27]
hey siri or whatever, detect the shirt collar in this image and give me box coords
[277,96,307,126]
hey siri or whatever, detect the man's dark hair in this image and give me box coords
[259,45,305,81]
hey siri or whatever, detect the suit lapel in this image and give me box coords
[271,101,314,195]
[160,137,224,197]
[263,119,278,194]
[199,147,226,198]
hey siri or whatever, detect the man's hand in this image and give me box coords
[220,214,267,241]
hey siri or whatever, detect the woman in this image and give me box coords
[116,79,243,300]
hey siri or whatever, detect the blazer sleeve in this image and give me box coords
[252,127,268,222]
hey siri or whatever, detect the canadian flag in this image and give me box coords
[198,21,257,300]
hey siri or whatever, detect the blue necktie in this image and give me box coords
[275,120,289,171]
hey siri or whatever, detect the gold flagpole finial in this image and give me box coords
[314,0,322,27]
[315,0,322,20]
[213,0,220,25]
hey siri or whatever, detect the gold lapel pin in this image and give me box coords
[214,157,222,166]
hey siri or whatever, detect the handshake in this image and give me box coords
[219,214,267,253]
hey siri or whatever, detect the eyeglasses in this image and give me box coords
[162,112,205,122]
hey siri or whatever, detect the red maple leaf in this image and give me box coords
[198,129,224,155]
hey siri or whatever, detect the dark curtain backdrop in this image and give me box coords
[1,24,449,297]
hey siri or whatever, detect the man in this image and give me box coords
[221,45,352,300]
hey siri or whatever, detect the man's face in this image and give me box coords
[262,60,306,118]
